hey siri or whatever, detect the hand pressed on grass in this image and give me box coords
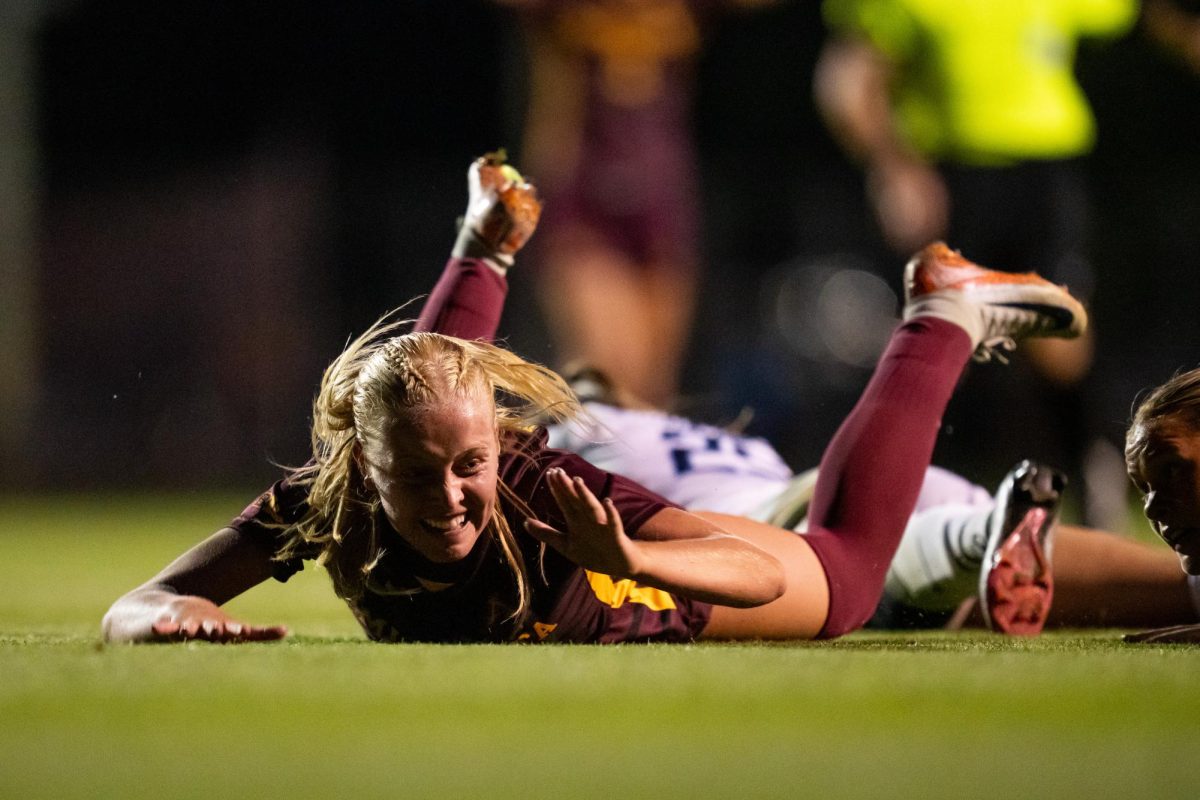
[151,596,287,644]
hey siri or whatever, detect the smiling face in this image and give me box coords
[1128,415,1200,575]
[357,392,500,564]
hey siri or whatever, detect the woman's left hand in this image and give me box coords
[524,468,642,578]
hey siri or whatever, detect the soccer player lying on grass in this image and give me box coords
[1123,370,1200,644]
[419,157,1200,638]
[102,155,1089,644]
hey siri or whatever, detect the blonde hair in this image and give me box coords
[1126,367,1200,480]
[279,313,582,632]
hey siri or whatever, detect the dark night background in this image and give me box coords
[11,1,1200,515]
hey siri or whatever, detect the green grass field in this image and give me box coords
[2,494,1197,800]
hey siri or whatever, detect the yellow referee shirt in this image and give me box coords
[824,0,1138,164]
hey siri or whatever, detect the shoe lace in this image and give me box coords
[974,300,1070,364]
[972,336,1016,364]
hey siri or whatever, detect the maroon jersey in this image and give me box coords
[523,0,702,271]
[231,429,713,643]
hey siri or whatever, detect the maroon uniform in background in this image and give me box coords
[231,428,712,643]
[511,0,709,406]
[520,0,702,272]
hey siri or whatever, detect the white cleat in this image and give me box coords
[904,242,1088,362]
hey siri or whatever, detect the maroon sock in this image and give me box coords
[414,257,508,341]
[804,316,974,638]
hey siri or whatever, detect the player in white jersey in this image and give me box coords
[551,400,799,519]
[548,391,992,521]
[548,369,1200,634]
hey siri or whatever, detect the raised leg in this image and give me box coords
[415,153,540,341]
[707,243,1088,640]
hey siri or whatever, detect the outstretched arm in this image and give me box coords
[102,527,287,644]
[524,468,786,608]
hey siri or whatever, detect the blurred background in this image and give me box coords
[5,0,1200,529]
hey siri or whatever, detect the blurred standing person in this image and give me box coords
[500,0,766,407]
[813,0,1138,523]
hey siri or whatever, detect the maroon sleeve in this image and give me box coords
[228,473,317,582]
[500,429,678,537]
[414,257,509,341]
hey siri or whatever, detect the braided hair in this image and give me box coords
[278,313,582,629]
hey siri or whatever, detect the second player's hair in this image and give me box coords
[278,313,582,633]
[1126,367,1200,478]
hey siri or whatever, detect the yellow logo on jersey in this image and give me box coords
[517,622,558,642]
[584,571,677,611]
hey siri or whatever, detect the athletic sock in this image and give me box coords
[803,316,974,638]
[451,226,512,274]
[883,503,994,612]
[902,291,984,349]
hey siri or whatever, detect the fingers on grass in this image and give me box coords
[245,625,288,642]
[150,615,285,644]
[1124,623,1200,644]
[152,619,181,639]
[218,621,286,643]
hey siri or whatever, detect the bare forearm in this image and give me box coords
[528,476,787,608]
[1143,0,1200,71]
[627,535,786,608]
[815,38,948,251]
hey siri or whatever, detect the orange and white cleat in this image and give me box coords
[979,460,1065,636]
[903,242,1087,362]
[458,151,542,265]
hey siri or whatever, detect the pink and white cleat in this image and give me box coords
[979,460,1065,636]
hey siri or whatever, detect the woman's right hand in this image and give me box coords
[147,595,288,643]
[102,526,289,644]
[103,587,287,644]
